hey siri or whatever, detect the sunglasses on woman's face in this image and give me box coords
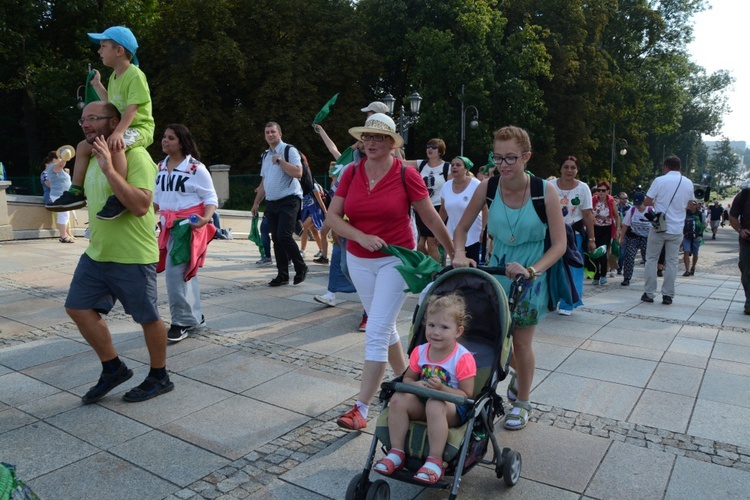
[597,188,608,192]
[426,145,439,150]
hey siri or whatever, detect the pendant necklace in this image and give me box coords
[499,175,528,243]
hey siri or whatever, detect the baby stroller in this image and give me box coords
[345,266,524,500]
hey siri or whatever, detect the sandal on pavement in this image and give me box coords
[504,401,532,430]
[122,375,174,402]
[81,363,133,404]
[506,372,518,402]
[413,456,446,485]
[373,448,406,476]
[336,405,367,430]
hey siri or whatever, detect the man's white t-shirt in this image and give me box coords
[646,171,694,234]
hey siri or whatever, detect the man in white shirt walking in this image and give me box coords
[641,155,694,305]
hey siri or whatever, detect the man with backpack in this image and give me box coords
[681,199,704,276]
[251,121,308,286]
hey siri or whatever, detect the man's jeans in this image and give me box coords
[644,229,682,298]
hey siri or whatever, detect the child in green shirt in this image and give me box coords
[47,26,154,220]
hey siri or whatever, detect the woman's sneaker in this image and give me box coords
[168,324,189,342]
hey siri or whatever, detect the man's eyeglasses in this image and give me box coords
[620,197,628,201]
[78,116,114,126]
[492,153,526,166]
[426,145,439,150]
[361,134,387,142]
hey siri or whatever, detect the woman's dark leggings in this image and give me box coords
[594,225,611,280]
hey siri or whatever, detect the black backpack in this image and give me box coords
[485,174,547,224]
[683,213,698,240]
[262,144,315,197]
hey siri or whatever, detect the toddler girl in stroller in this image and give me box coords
[373,293,476,484]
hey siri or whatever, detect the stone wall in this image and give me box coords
[4,192,253,240]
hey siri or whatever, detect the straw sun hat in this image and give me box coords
[348,113,404,148]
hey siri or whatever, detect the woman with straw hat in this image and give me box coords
[326,113,454,431]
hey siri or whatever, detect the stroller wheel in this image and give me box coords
[502,449,522,486]
[366,479,390,500]
[346,473,368,500]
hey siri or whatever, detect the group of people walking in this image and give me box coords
[45,24,750,489]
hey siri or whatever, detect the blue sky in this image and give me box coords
[689,0,749,142]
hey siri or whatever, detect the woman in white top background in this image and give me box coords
[552,156,595,315]
[439,156,487,263]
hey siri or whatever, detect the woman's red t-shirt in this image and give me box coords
[336,158,429,258]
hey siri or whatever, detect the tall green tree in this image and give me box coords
[709,137,740,188]
[145,0,378,173]
[0,0,159,176]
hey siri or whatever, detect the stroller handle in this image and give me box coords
[383,381,474,407]
[438,265,506,277]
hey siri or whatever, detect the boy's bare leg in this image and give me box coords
[71,139,93,187]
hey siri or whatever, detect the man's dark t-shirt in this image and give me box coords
[730,189,750,246]
[709,204,724,221]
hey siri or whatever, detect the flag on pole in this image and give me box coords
[482,152,494,174]
[85,70,98,104]
[312,93,339,125]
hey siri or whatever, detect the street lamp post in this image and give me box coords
[610,124,628,189]
[460,85,479,156]
[382,91,422,145]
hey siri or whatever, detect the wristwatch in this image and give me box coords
[276,157,281,164]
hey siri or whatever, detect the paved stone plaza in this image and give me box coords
[1,235,749,499]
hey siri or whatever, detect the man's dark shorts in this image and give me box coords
[65,253,160,323]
